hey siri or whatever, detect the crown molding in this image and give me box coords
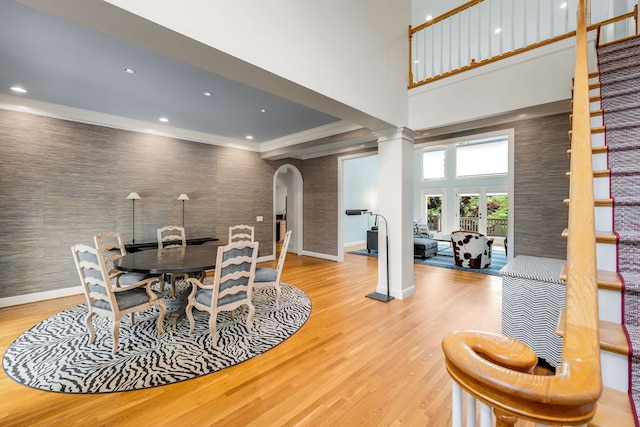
[0,94,261,151]
[259,120,362,152]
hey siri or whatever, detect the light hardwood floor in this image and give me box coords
[0,248,503,426]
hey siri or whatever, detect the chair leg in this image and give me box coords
[130,312,135,325]
[275,284,282,309]
[156,302,167,334]
[170,274,177,298]
[186,304,196,335]
[245,303,255,331]
[111,320,120,354]
[86,311,96,345]
[209,311,218,345]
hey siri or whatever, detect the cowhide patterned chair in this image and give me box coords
[450,230,493,269]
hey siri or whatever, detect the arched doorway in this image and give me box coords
[273,164,303,257]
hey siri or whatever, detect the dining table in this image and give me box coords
[114,244,219,276]
[114,244,220,326]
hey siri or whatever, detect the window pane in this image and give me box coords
[422,148,445,179]
[456,137,508,177]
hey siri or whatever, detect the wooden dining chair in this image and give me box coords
[71,243,167,354]
[157,225,187,297]
[157,225,187,248]
[228,224,254,243]
[94,231,151,287]
[253,230,291,308]
[185,241,259,346]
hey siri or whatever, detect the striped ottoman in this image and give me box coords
[500,255,566,368]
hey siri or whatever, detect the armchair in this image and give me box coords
[450,230,493,268]
[185,241,259,346]
[71,243,166,354]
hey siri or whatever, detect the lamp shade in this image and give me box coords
[177,193,190,201]
[126,192,141,200]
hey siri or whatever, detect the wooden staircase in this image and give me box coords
[561,65,636,426]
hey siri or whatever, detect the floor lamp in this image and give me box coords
[177,193,190,228]
[345,209,394,302]
[126,192,141,244]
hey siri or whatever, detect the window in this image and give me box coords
[455,135,508,177]
[422,147,446,180]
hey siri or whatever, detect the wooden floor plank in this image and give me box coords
[0,250,502,426]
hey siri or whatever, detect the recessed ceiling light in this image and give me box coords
[260,109,266,113]
[414,59,420,64]
[203,91,212,97]
[494,28,502,34]
[245,135,253,140]
[560,2,568,8]
[123,67,136,74]
[10,86,27,94]
[426,15,433,21]
[158,117,169,123]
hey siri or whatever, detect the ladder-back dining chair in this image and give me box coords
[253,230,291,308]
[94,231,151,287]
[228,224,254,243]
[185,241,259,346]
[157,225,187,297]
[71,243,166,354]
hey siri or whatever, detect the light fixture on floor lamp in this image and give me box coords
[126,192,141,244]
[177,193,190,228]
[345,209,394,302]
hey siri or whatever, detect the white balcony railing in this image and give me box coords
[409,0,639,88]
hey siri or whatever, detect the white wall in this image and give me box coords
[343,155,379,246]
[408,37,575,131]
[103,0,411,132]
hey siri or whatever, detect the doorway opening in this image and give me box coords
[273,164,303,258]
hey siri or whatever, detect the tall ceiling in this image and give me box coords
[0,1,375,158]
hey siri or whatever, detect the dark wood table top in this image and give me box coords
[114,244,220,275]
[124,237,219,253]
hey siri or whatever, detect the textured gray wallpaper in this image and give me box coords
[0,110,290,298]
[0,109,570,300]
[418,112,571,260]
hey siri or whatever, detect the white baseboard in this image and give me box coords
[257,255,275,263]
[344,239,366,247]
[0,286,84,308]
[301,250,339,262]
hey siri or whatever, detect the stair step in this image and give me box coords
[589,71,600,79]
[589,82,601,90]
[565,170,610,178]
[567,145,607,156]
[568,110,604,125]
[568,126,605,140]
[561,229,617,244]
[557,311,628,356]
[563,198,613,206]
[589,386,636,427]
[560,264,622,292]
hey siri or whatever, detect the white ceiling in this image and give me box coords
[0,1,358,155]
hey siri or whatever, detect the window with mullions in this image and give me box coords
[422,147,446,180]
[456,135,508,177]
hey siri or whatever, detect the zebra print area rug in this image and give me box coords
[2,283,310,394]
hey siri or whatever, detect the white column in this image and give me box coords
[375,127,416,300]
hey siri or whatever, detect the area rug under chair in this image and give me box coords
[2,283,311,394]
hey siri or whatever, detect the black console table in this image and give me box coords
[125,237,219,253]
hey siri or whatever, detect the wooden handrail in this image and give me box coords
[442,0,601,424]
[410,0,484,34]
